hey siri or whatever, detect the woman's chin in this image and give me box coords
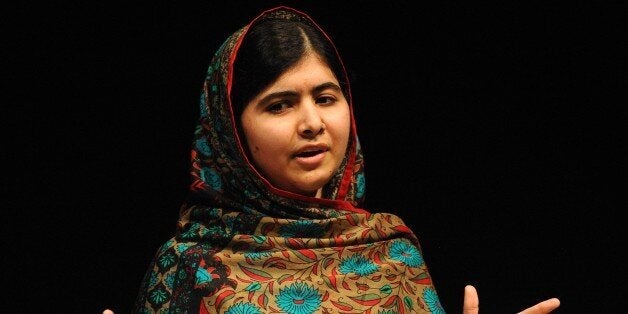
[279,182,325,198]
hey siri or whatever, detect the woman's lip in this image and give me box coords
[293,150,326,169]
[293,144,329,156]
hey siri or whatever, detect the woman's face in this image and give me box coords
[240,53,351,197]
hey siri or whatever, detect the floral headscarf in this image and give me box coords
[134,6,444,313]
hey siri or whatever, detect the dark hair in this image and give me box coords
[231,18,348,118]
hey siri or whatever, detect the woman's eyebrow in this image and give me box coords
[312,82,341,94]
[257,82,341,104]
[258,91,298,103]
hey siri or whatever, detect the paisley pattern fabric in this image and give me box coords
[134,6,444,313]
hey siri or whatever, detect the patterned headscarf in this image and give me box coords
[134,6,444,313]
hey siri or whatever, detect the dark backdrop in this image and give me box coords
[9,0,622,313]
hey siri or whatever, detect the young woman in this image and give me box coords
[128,6,559,313]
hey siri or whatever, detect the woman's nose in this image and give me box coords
[297,103,325,138]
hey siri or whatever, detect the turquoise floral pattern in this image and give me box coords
[225,302,262,314]
[276,282,322,314]
[244,250,273,260]
[195,137,212,156]
[200,167,222,191]
[424,287,446,313]
[389,239,424,267]
[339,254,379,276]
[355,172,366,199]
[278,220,325,238]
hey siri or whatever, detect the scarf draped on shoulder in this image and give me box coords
[134,6,444,313]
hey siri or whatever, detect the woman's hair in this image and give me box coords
[231,18,348,119]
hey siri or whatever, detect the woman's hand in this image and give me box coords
[463,285,560,314]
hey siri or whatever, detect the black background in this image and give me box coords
[8,0,623,313]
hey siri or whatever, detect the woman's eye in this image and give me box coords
[316,96,335,105]
[267,102,290,113]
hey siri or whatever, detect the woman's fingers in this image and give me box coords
[462,285,559,314]
[462,285,480,314]
[518,298,561,314]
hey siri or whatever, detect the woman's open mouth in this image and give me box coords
[295,149,324,157]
